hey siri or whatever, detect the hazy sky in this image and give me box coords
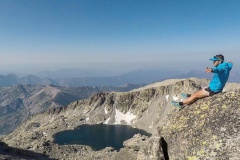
[0,0,239,74]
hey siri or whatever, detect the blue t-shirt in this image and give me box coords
[209,62,233,92]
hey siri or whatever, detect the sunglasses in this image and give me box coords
[213,56,222,61]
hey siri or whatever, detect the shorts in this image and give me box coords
[204,87,221,96]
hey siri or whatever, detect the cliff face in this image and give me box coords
[1,78,239,160]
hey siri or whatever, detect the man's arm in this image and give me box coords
[212,62,233,73]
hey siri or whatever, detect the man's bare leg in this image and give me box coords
[182,89,209,105]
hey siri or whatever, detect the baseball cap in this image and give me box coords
[210,56,223,61]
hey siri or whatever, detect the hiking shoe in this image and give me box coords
[181,93,191,99]
[181,93,188,99]
[172,101,183,108]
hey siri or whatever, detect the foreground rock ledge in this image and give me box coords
[154,91,240,160]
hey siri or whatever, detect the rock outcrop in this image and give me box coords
[1,78,239,159]
[137,91,240,160]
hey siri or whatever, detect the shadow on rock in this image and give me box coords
[0,141,56,160]
[160,137,169,160]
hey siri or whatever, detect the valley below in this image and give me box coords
[0,84,142,135]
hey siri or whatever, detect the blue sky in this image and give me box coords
[0,0,239,74]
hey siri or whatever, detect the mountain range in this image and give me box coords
[1,69,240,87]
[0,78,239,159]
[0,67,239,159]
[0,84,143,135]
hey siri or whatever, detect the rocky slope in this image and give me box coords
[0,84,141,135]
[1,78,240,159]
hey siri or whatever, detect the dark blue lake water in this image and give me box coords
[53,124,151,151]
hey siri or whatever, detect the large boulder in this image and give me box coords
[152,91,240,159]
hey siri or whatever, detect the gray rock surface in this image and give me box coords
[156,90,240,160]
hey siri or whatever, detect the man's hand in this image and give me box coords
[205,67,212,73]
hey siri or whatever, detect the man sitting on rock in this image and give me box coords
[172,54,233,108]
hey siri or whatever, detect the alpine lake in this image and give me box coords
[53,124,151,151]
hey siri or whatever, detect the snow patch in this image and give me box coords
[166,95,169,101]
[104,107,108,114]
[104,118,110,124]
[84,109,90,114]
[113,109,136,125]
[149,124,153,129]
[42,132,47,137]
[173,96,179,101]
